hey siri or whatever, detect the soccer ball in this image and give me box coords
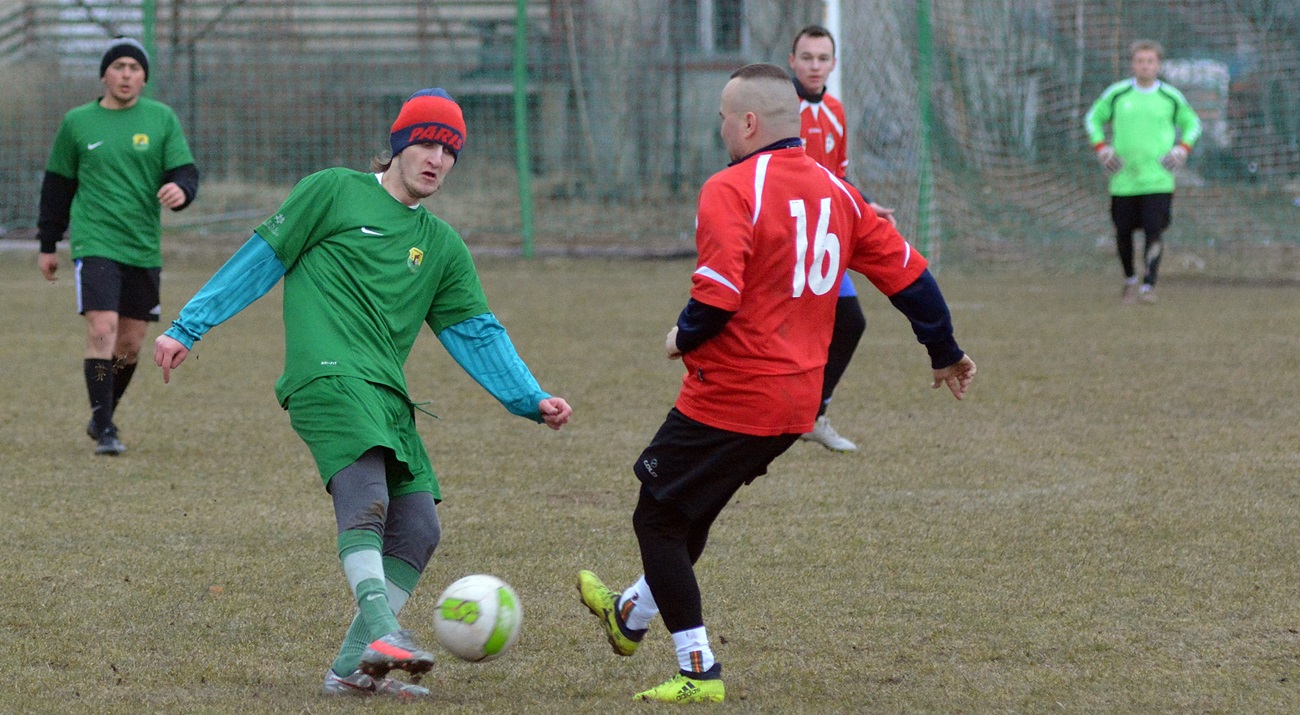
[433,574,522,662]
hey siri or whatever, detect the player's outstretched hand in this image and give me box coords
[931,354,977,400]
[154,334,191,384]
[538,397,572,430]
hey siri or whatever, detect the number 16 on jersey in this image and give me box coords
[790,197,841,298]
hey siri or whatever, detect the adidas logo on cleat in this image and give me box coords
[674,681,701,702]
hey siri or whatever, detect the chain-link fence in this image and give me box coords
[848,0,1300,277]
[2,0,1298,277]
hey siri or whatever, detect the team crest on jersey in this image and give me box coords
[407,247,424,273]
[264,213,285,237]
[132,134,150,151]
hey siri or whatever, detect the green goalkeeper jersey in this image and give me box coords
[45,97,194,267]
[256,168,490,405]
[1085,79,1202,196]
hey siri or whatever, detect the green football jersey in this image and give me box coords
[45,97,194,267]
[256,168,490,404]
[1085,79,1202,197]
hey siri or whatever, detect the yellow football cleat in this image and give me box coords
[577,569,645,656]
[633,668,725,704]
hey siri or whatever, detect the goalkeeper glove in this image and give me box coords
[1095,143,1123,174]
[1160,144,1189,170]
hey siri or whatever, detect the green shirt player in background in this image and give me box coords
[1085,39,1201,305]
[153,89,573,700]
[37,37,200,455]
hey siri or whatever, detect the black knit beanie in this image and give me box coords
[100,37,149,81]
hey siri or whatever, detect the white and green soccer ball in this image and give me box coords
[433,574,522,662]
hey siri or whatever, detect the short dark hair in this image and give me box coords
[791,24,836,57]
[730,63,793,82]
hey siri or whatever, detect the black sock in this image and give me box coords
[112,360,137,409]
[85,358,115,433]
[685,662,723,680]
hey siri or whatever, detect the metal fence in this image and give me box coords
[2,0,1298,276]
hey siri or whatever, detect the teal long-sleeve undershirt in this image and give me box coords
[164,233,286,349]
[437,315,550,423]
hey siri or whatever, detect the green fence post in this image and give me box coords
[142,0,155,98]
[514,0,535,258]
[916,0,934,262]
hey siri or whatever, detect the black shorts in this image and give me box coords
[1110,193,1172,236]
[75,256,162,321]
[633,408,800,520]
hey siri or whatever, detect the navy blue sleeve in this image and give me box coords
[37,171,78,252]
[161,163,200,210]
[887,269,965,369]
[674,298,735,353]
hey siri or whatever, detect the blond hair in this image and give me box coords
[1130,39,1164,60]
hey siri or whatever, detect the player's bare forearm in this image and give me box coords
[931,354,976,400]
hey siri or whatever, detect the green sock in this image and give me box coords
[330,580,408,675]
[337,530,401,637]
[383,555,422,596]
[330,555,422,676]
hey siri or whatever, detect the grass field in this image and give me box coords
[2,245,1299,714]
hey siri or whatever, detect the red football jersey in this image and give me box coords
[676,146,927,436]
[799,93,848,178]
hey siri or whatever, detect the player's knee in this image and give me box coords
[409,511,442,567]
[345,499,389,536]
[85,314,118,346]
[633,489,688,543]
[384,492,440,570]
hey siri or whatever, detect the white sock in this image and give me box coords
[341,550,386,593]
[671,626,715,674]
[387,578,410,614]
[620,575,659,631]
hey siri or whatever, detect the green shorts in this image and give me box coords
[285,376,439,500]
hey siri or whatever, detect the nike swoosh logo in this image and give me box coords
[360,227,383,236]
[87,141,104,150]
[365,593,384,601]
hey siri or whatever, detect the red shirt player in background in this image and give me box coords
[577,63,976,704]
[790,23,895,452]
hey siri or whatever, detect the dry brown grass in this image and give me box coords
[2,247,1299,714]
